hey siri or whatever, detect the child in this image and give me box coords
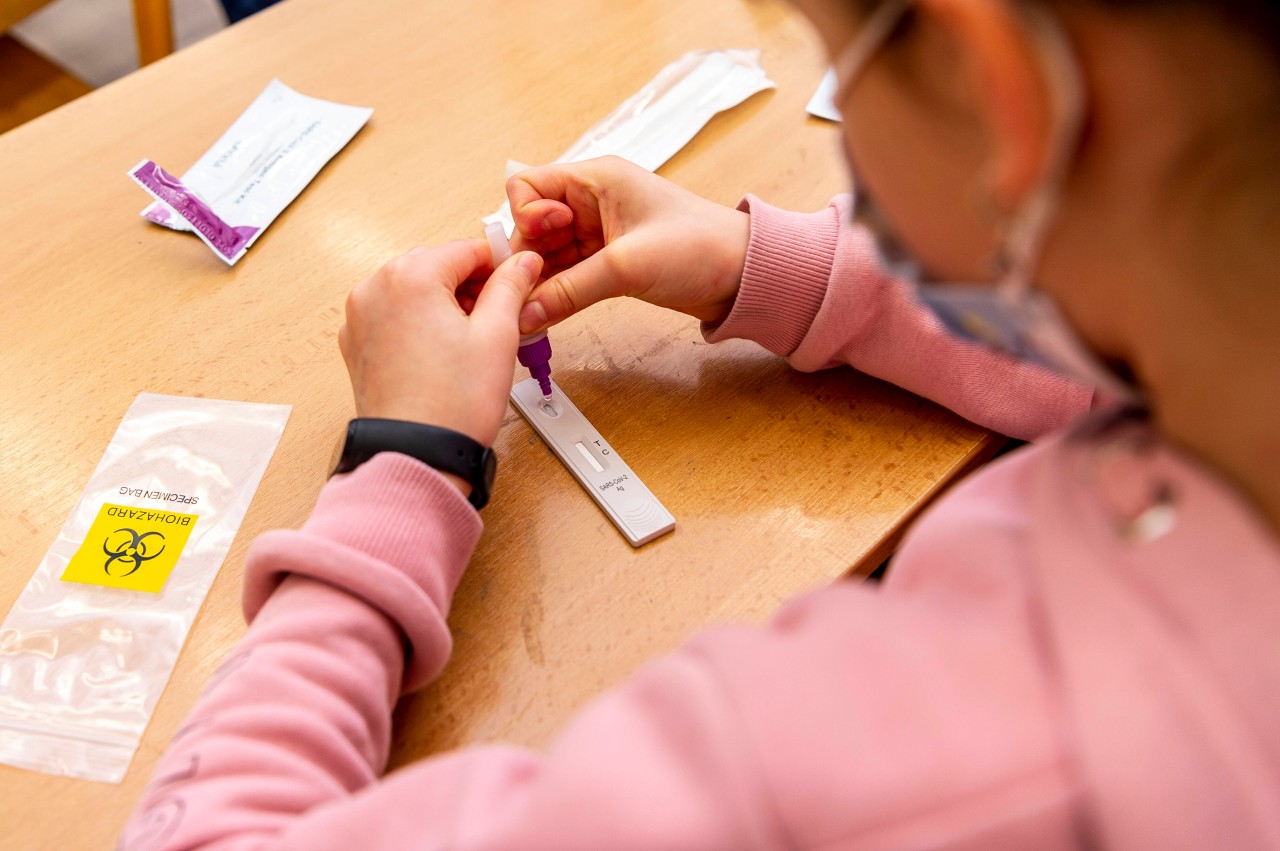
[122,0,1280,848]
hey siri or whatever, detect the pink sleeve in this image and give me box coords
[121,454,1076,850]
[703,194,1095,440]
[121,452,483,849]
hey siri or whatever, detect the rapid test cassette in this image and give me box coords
[510,378,675,547]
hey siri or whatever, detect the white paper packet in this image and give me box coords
[129,80,372,264]
[806,68,841,122]
[0,393,289,782]
[484,49,775,236]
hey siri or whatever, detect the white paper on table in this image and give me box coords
[484,49,775,236]
[806,68,841,122]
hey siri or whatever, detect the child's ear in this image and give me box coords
[918,0,1060,209]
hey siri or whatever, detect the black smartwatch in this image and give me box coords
[331,418,497,510]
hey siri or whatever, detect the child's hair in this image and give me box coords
[848,0,1279,55]
[1100,1,1279,54]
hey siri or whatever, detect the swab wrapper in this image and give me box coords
[806,68,841,122]
[129,80,372,265]
[485,49,774,236]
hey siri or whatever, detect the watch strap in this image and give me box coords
[333,418,495,509]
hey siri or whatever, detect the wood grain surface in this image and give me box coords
[0,0,996,846]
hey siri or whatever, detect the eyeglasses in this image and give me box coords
[829,0,920,280]
[830,0,1086,286]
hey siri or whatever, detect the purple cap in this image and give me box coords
[517,335,553,397]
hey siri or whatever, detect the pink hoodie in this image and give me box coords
[120,197,1280,850]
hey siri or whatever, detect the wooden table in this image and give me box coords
[0,0,997,846]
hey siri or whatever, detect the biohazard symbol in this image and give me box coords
[102,528,166,577]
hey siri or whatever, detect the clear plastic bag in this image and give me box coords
[0,393,289,782]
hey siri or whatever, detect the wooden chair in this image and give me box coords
[129,0,175,66]
[1,0,173,133]
[1,0,172,64]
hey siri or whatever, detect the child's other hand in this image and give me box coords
[339,240,543,447]
[506,156,749,333]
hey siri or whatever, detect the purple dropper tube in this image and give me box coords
[485,222,553,400]
[517,330,554,398]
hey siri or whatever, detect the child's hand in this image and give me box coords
[338,240,543,447]
[506,156,749,333]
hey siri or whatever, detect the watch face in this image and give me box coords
[468,447,496,510]
[330,421,357,475]
[482,449,497,488]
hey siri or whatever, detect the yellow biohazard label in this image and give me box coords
[62,503,197,593]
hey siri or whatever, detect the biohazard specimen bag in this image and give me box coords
[0,393,289,781]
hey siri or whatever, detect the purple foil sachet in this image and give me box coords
[129,161,258,264]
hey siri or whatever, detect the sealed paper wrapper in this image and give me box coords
[131,79,372,265]
[485,49,775,236]
[0,394,289,782]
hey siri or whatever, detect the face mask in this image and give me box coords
[831,0,1140,402]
